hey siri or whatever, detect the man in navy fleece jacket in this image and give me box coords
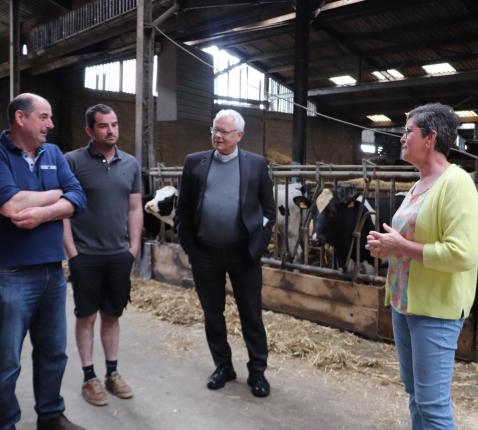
[0,93,86,430]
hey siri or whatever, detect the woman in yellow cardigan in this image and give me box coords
[366,103,478,430]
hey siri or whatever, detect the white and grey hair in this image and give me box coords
[213,109,245,132]
[407,103,460,157]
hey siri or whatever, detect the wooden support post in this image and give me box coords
[135,0,155,171]
[9,0,20,98]
[292,0,311,164]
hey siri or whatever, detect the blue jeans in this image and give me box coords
[392,308,463,430]
[0,263,67,430]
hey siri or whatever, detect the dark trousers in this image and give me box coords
[190,242,268,372]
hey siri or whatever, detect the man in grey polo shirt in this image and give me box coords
[63,104,143,407]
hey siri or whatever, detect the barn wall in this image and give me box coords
[158,107,361,165]
[0,67,360,165]
[0,71,76,152]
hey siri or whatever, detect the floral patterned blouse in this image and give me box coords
[387,187,430,314]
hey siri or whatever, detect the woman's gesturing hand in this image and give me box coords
[365,223,405,259]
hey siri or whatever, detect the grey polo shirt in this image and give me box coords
[65,143,141,255]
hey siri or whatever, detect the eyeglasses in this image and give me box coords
[402,127,429,137]
[210,127,237,136]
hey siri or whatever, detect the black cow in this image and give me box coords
[297,184,405,273]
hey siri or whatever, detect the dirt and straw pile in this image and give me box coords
[130,277,478,409]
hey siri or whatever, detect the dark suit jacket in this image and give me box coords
[175,149,276,261]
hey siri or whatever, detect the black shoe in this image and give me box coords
[37,413,85,430]
[247,372,270,397]
[207,365,237,389]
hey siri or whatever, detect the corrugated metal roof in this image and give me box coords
[2,0,478,125]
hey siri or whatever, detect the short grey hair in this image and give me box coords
[213,109,245,132]
[407,103,460,157]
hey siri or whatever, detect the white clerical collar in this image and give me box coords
[214,147,238,162]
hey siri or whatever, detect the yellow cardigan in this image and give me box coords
[385,164,478,319]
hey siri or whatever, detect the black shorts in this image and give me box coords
[69,251,135,318]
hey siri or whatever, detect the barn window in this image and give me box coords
[361,130,376,154]
[203,45,266,109]
[361,144,376,154]
[203,45,301,115]
[84,46,305,116]
[84,56,158,95]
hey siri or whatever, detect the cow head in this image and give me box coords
[144,185,178,227]
[311,184,360,248]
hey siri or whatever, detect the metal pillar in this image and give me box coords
[292,0,311,165]
[135,0,155,171]
[9,0,20,98]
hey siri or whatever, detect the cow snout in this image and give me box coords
[312,233,327,247]
[144,201,163,221]
[144,202,155,214]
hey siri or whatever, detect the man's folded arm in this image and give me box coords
[0,189,63,218]
[10,198,76,230]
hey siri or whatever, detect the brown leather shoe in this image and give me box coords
[81,378,108,406]
[37,413,85,430]
[105,372,133,399]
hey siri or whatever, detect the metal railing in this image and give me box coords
[28,0,138,52]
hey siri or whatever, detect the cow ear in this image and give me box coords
[293,195,310,209]
[344,192,361,206]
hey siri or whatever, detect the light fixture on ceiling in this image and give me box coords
[459,123,476,129]
[422,63,456,75]
[329,75,356,86]
[372,70,404,80]
[372,71,387,80]
[455,110,478,119]
[367,114,392,123]
[386,69,404,79]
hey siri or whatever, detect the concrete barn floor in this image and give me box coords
[14,289,477,430]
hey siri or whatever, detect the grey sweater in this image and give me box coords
[197,155,247,245]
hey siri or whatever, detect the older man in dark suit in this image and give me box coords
[176,109,275,397]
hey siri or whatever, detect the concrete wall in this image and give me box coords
[0,67,361,165]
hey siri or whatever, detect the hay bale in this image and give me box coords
[266,149,292,165]
[343,178,413,192]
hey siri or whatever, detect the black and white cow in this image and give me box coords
[143,185,178,239]
[298,184,405,274]
[274,183,318,262]
[275,183,303,260]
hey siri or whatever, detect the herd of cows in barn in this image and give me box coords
[143,162,415,279]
